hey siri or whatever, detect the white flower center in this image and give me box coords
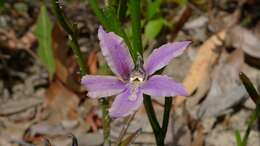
[128,73,144,101]
[130,76,144,82]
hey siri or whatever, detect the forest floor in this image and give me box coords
[0,0,260,146]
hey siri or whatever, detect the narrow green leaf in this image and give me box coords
[235,130,242,146]
[239,72,259,104]
[89,0,110,30]
[143,95,162,136]
[35,4,55,79]
[145,0,161,19]
[0,0,4,8]
[117,0,128,21]
[106,0,118,9]
[144,18,164,41]
[119,129,142,146]
[162,97,172,138]
[129,0,142,59]
[102,6,134,61]
[89,0,134,62]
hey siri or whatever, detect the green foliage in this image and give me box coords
[144,18,165,41]
[173,0,188,6]
[0,0,4,10]
[235,130,242,146]
[35,4,55,79]
[129,0,142,57]
[235,72,260,146]
[143,0,167,45]
[51,0,87,76]
[239,72,259,104]
[117,0,128,21]
[145,0,161,20]
[97,63,113,75]
[89,0,134,62]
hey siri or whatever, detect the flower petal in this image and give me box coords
[98,26,134,80]
[143,41,191,75]
[109,85,143,118]
[140,75,188,97]
[81,75,126,98]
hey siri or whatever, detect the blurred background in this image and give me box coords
[0,0,259,146]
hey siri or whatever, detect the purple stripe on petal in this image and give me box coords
[109,85,143,118]
[140,75,188,97]
[98,26,134,80]
[144,41,191,75]
[81,75,126,98]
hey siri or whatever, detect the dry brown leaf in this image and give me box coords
[174,30,227,107]
[87,51,98,75]
[51,23,81,92]
[191,124,204,146]
[44,80,79,122]
[51,23,70,83]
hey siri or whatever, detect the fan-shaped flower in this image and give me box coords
[81,26,190,118]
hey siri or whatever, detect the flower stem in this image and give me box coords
[51,1,110,145]
[143,95,164,146]
[99,98,110,146]
[51,0,87,76]
[129,0,142,60]
[241,110,257,146]
[162,97,172,138]
[129,0,170,145]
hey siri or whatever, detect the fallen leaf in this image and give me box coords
[51,23,69,83]
[44,80,79,122]
[174,30,227,107]
[35,4,55,79]
[197,50,247,118]
[51,23,81,92]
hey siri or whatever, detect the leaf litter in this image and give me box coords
[1,0,260,146]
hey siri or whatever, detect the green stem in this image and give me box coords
[143,95,164,146]
[117,0,128,21]
[129,1,168,145]
[99,98,110,146]
[89,0,110,29]
[235,130,242,146]
[162,97,172,138]
[89,0,134,62]
[129,0,142,59]
[105,0,118,9]
[241,111,257,146]
[68,34,87,76]
[51,0,87,76]
[51,1,110,145]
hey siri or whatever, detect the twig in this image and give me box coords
[117,112,137,143]
[171,6,193,41]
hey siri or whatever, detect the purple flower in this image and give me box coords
[81,26,190,118]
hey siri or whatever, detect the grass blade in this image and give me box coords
[35,4,55,79]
